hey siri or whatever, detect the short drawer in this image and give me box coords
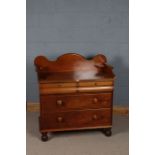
[40,93,112,113]
[40,109,112,131]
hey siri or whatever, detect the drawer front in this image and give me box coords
[40,109,112,131]
[40,93,112,113]
[39,81,114,94]
[78,81,113,87]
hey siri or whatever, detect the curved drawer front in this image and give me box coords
[39,81,114,94]
[78,81,113,87]
[40,109,112,131]
[40,93,112,113]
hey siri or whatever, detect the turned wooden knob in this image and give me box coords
[92,114,98,120]
[39,67,44,70]
[103,101,108,104]
[93,98,98,103]
[57,116,63,122]
[57,100,63,106]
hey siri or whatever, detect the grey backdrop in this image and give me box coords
[26,0,129,105]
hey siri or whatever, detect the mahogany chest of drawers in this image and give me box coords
[34,53,115,141]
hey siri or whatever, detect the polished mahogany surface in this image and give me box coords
[34,53,107,72]
[34,53,114,83]
[34,53,115,141]
[40,93,112,113]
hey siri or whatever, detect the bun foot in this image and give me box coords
[41,132,48,142]
[103,128,112,137]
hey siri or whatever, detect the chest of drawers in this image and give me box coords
[34,53,115,141]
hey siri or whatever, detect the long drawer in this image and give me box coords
[40,109,112,131]
[40,93,112,113]
[39,81,114,94]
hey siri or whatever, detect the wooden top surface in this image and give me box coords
[34,53,115,83]
[38,70,114,83]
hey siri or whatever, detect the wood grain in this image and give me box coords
[40,93,112,113]
[39,109,112,131]
[27,103,129,115]
[39,86,113,94]
[34,53,116,140]
[34,53,107,72]
[34,53,115,82]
